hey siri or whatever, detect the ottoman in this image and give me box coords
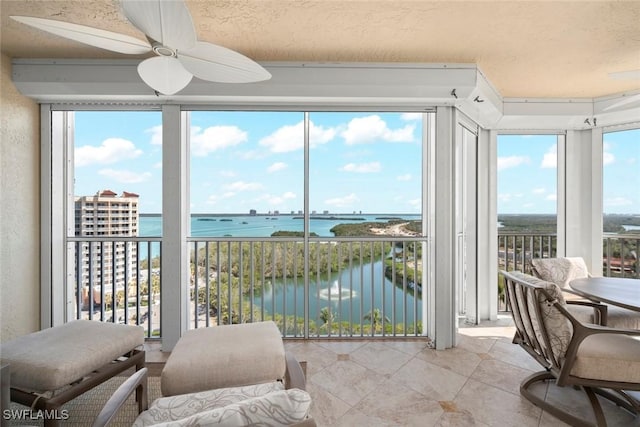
[161,321,287,396]
[0,320,145,426]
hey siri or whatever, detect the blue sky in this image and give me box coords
[498,130,640,215]
[73,112,638,215]
[74,111,423,214]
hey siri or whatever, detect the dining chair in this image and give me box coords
[531,257,640,329]
[502,270,640,426]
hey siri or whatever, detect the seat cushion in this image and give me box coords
[161,321,286,396]
[571,333,640,384]
[135,388,311,427]
[606,306,640,329]
[134,382,285,426]
[0,320,144,392]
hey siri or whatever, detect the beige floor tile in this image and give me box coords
[454,378,542,427]
[331,407,398,427]
[390,357,468,401]
[314,340,368,355]
[488,339,542,372]
[284,341,341,376]
[470,358,535,396]
[435,411,492,427]
[353,379,444,426]
[455,333,497,354]
[305,381,352,426]
[349,341,414,376]
[381,339,432,356]
[416,346,483,377]
[311,359,386,406]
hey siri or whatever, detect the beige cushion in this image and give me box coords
[0,320,144,392]
[161,321,286,396]
[571,333,640,384]
[135,388,311,427]
[531,257,589,289]
[531,258,640,328]
[606,306,640,330]
[134,382,285,426]
[522,275,573,360]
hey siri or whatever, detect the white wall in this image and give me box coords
[0,53,41,341]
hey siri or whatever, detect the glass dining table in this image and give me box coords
[570,277,640,312]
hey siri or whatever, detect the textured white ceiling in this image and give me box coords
[2,0,639,99]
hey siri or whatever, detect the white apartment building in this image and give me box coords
[75,190,139,309]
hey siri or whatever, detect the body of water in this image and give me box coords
[139,213,421,237]
[140,213,422,326]
[259,258,421,327]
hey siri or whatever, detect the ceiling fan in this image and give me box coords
[11,0,271,95]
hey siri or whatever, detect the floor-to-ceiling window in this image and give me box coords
[496,134,560,307]
[64,110,162,336]
[184,110,426,337]
[602,127,640,278]
[46,106,468,344]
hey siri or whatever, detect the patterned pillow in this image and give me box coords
[134,382,285,426]
[136,389,312,427]
[526,278,573,360]
[531,257,589,289]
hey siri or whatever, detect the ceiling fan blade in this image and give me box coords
[137,56,193,95]
[179,42,271,83]
[10,16,151,55]
[121,0,196,51]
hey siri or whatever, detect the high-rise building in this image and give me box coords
[75,190,139,308]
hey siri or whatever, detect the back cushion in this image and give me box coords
[531,257,589,289]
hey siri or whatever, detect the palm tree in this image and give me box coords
[364,308,390,331]
[319,307,334,324]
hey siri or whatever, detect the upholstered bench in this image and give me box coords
[162,321,287,396]
[0,320,146,426]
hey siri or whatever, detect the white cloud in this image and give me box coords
[259,121,336,153]
[498,193,524,202]
[206,192,235,205]
[605,196,632,207]
[153,162,162,169]
[497,155,529,171]
[97,168,151,183]
[341,115,415,145]
[603,143,616,165]
[325,193,359,207]
[341,162,381,173]
[401,113,422,121]
[532,188,546,194]
[191,125,248,157]
[263,191,297,206]
[397,173,412,181]
[541,144,557,169]
[224,181,264,192]
[219,170,237,177]
[546,194,557,201]
[146,125,163,146]
[407,198,421,207]
[75,138,143,167]
[267,162,288,173]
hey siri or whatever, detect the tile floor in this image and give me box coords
[146,318,639,426]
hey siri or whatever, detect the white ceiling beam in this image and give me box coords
[11,59,639,130]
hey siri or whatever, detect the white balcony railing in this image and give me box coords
[69,233,638,337]
[70,236,425,339]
